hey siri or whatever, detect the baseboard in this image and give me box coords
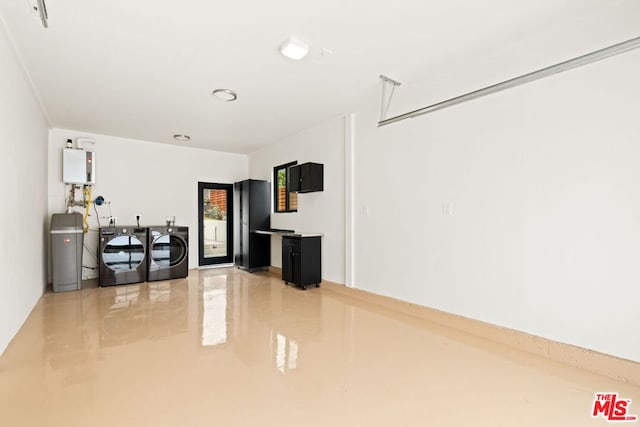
[267,266,282,278]
[313,279,640,386]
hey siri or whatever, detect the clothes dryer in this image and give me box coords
[147,226,189,281]
[99,226,148,286]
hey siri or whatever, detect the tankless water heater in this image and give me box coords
[63,148,96,184]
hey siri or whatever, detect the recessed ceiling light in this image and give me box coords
[212,89,238,101]
[173,134,191,141]
[280,37,309,60]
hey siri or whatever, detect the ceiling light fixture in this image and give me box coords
[173,134,191,142]
[280,37,309,60]
[212,89,238,101]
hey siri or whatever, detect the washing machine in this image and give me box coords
[99,226,148,286]
[147,226,189,281]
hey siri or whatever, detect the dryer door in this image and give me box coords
[102,236,146,271]
[151,234,187,267]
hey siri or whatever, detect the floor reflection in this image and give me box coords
[273,331,298,373]
[201,275,228,346]
[99,281,188,347]
[43,289,94,372]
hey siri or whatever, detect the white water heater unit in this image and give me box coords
[63,148,96,184]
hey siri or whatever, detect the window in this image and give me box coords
[274,161,298,213]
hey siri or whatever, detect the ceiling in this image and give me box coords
[1,0,639,153]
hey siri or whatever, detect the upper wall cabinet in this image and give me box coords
[288,162,324,193]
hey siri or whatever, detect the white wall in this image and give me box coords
[0,18,50,354]
[249,117,346,284]
[48,129,248,274]
[352,49,640,362]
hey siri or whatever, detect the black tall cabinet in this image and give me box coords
[235,179,271,272]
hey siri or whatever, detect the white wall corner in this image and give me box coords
[344,113,355,288]
[0,10,52,127]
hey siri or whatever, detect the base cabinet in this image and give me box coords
[282,236,321,289]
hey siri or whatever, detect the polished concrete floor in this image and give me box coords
[0,268,638,426]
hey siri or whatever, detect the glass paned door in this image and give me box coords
[198,182,234,265]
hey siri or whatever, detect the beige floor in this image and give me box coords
[0,268,638,427]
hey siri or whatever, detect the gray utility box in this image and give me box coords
[63,148,96,185]
[50,213,84,292]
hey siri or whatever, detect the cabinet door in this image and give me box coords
[299,163,323,193]
[288,164,301,192]
[291,249,302,285]
[249,180,271,230]
[240,182,250,266]
[299,237,321,285]
[282,238,294,282]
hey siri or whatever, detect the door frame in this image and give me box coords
[198,182,234,266]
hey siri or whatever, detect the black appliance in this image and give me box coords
[99,226,148,286]
[282,235,321,289]
[235,179,270,272]
[288,162,324,193]
[147,225,189,281]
